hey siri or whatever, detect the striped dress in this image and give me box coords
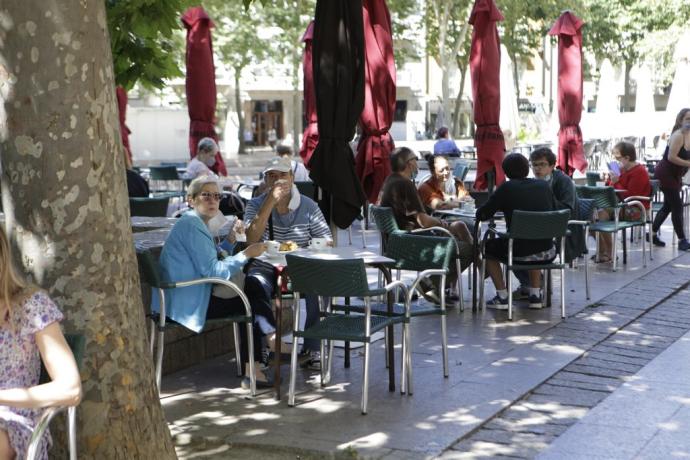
[244,193,332,247]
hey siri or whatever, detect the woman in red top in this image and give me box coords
[418,155,469,211]
[596,141,651,262]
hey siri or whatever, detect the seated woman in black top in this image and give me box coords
[476,154,557,310]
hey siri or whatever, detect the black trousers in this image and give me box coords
[653,188,685,240]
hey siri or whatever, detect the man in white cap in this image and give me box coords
[243,156,331,369]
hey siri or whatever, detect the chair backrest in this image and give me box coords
[39,333,86,384]
[585,172,601,187]
[577,198,595,221]
[129,196,169,217]
[149,165,180,181]
[285,255,373,297]
[509,209,571,240]
[453,163,469,181]
[575,185,618,210]
[136,250,163,288]
[369,205,400,235]
[650,179,661,201]
[384,233,456,272]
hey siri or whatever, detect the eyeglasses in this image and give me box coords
[530,162,550,168]
[199,192,222,201]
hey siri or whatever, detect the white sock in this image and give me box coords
[529,288,541,297]
[497,289,508,299]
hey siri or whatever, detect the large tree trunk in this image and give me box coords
[235,72,246,154]
[0,2,176,459]
[623,61,631,112]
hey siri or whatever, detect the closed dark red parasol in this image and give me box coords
[549,11,587,175]
[469,0,505,190]
[116,86,132,167]
[299,21,318,169]
[182,6,226,176]
[354,0,396,204]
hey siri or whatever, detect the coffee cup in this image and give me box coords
[266,241,281,256]
[310,237,329,250]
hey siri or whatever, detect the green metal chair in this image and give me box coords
[369,204,465,310]
[129,196,170,217]
[149,165,186,199]
[285,255,409,414]
[576,185,648,271]
[27,334,85,460]
[479,209,571,320]
[648,179,661,258]
[136,250,257,395]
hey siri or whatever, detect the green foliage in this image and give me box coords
[387,0,421,65]
[424,0,472,68]
[106,0,192,90]
[204,0,271,75]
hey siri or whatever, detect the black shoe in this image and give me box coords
[527,294,543,309]
[241,374,274,389]
[486,294,509,310]
[679,239,690,251]
[646,232,666,247]
[299,350,321,370]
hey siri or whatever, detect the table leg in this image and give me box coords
[344,296,351,368]
[472,220,480,311]
[381,266,395,392]
[274,276,283,400]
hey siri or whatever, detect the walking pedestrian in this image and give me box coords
[652,108,690,251]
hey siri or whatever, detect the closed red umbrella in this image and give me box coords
[299,21,318,169]
[469,0,505,190]
[549,11,587,175]
[116,86,132,168]
[354,0,396,204]
[182,7,226,176]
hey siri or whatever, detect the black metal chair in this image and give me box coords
[479,209,571,320]
[27,334,85,460]
[136,250,256,395]
[285,255,408,414]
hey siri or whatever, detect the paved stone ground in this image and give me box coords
[441,255,690,459]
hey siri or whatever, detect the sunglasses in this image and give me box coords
[199,192,222,201]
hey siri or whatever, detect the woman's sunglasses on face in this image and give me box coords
[199,192,222,201]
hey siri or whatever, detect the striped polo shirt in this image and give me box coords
[244,192,332,247]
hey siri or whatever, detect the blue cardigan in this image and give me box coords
[151,211,248,333]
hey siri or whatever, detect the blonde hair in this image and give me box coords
[186,175,220,199]
[0,226,33,318]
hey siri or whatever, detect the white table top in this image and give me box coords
[257,246,394,266]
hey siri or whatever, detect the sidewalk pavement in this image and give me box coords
[538,329,690,460]
[162,216,690,459]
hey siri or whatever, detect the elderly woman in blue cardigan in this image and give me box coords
[152,176,271,387]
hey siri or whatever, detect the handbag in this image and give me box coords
[212,270,245,299]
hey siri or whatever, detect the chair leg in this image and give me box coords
[68,406,77,460]
[649,221,654,261]
[479,258,487,310]
[406,322,414,395]
[320,339,326,387]
[400,323,408,395]
[348,226,353,245]
[384,327,390,369]
[361,220,367,248]
[560,267,566,319]
[326,339,334,385]
[246,323,256,397]
[585,253,591,300]
[456,259,465,312]
[155,323,165,392]
[507,268,513,321]
[149,319,156,357]
[612,232,618,271]
[362,341,371,415]
[232,323,242,376]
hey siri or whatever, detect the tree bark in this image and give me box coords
[623,61,631,112]
[235,72,246,154]
[0,2,176,459]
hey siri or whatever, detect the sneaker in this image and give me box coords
[486,294,509,310]
[679,239,690,251]
[259,348,270,370]
[528,294,543,309]
[511,286,530,300]
[300,350,321,371]
[646,232,666,247]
